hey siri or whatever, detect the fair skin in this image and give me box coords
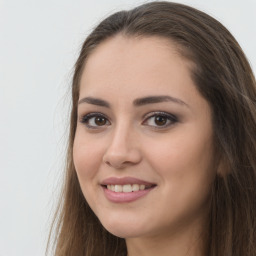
[73,35,216,256]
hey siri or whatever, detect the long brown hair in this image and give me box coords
[48,2,256,255]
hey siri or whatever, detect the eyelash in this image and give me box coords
[80,112,110,129]
[79,111,178,130]
[143,111,178,129]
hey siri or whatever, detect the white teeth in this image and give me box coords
[132,184,140,191]
[106,184,150,192]
[114,185,122,192]
[140,184,145,190]
[123,184,132,193]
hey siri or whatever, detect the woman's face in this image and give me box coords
[73,35,216,239]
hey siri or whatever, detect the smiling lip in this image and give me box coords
[101,177,156,203]
[101,176,155,186]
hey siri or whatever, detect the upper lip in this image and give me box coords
[101,176,156,186]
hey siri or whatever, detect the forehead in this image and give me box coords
[79,35,196,103]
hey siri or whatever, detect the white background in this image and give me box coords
[0,0,255,255]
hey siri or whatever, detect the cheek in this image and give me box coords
[73,131,107,211]
[142,132,215,226]
[73,131,104,183]
[142,125,215,197]
[145,122,214,171]
[145,138,212,170]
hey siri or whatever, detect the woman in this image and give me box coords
[48,2,256,256]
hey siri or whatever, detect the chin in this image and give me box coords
[105,225,146,239]
[99,215,150,238]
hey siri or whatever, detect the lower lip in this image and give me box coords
[102,186,155,203]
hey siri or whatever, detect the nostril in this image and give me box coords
[105,161,111,166]
[103,157,126,169]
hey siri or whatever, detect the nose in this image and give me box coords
[102,124,142,169]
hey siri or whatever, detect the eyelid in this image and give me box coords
[143,111,177,120]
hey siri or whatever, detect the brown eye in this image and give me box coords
[81,113,110,128]
[154,116,167,126]
[95,116,107,126]
[143,112,178,129]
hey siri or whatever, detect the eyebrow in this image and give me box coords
[78,95,189,108]
[78,97,110,107]
[133,95,188,107]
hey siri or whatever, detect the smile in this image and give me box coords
[105,184,154,192]
[101,177,157,203]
